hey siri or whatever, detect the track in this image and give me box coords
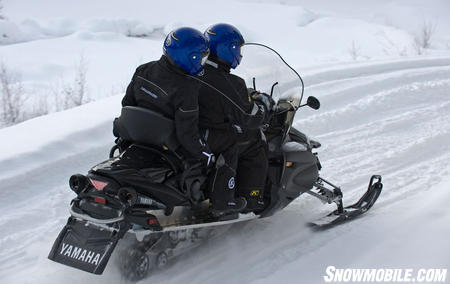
[0,57,449,283]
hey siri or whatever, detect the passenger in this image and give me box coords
[122,27,212,166]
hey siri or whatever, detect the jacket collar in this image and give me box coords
[205,54,231,73]
[159,55,189,75]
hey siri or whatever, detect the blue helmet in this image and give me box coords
[204,23,245,69]
[163,27,209,75]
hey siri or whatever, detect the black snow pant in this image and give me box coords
[205,128,268,208]
[204,129,239,204]
[235,134,268,209]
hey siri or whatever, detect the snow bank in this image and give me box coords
[0,19,27,44]
[2,17,166,44]
[0,95,121,180]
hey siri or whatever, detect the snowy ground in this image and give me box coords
[0,0,450,283]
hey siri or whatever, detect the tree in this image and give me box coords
[0,62,26,125]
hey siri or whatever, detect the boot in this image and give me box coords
[243,196,265,214]
[210,197,247,218]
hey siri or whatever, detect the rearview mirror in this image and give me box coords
[307,96,320,110]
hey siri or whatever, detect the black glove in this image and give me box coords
[252,92,276,112]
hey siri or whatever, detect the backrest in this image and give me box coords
[113,106,180,150]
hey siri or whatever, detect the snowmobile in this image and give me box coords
[48,43,383,281]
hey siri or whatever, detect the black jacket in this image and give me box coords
[122,55,206,158]
[197,58,266,150]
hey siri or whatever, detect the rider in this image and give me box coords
[196,23,275,214]
[121,27,245,217]
[122,27,211,163]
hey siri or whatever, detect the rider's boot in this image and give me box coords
[210,197,247,218]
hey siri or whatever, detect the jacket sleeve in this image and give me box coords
[173,83,208,158]
[122,72,138,107]
[228,76,266,130]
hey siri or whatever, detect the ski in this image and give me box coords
[308,175,383,229]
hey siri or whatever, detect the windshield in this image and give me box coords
[232,43,304,108]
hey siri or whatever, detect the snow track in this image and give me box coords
[0,57,449,283]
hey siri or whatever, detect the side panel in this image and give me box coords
[261,149,319,217]
[282,150,319,198]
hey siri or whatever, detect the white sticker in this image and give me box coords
[228,177,235,189]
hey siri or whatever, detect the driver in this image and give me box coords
[195,23,275,215]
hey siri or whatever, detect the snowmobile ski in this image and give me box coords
[308,175,383,229]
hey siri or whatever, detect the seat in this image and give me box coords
[110,107,206,206]
[113,106,180,151]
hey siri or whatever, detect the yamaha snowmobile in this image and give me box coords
[48,43,383,281]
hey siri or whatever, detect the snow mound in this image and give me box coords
[0,95,121,181]
[0,17,167,44]
[0,19,27,44]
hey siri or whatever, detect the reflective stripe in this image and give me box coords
[178,107,199,113]
[205,60,218,68]
[140,87,158,99]
[202,151,214,166]
[250,103,259,115]
[137,76,169,97]
[233,125,243,134]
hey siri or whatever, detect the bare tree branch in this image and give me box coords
[0,0,4,20]
[0,62,26,125]
[348,40,361,60]
[413,20,436,55]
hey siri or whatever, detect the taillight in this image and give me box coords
[93,196,106,205]
[90,179,108,191]
[148,218,158,225]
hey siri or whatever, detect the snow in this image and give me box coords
[1,0,450,122]
[0,0,450,283]
[0,95,121,180]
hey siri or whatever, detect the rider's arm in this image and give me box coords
[122,69,140,107]
[173,82,211,161]
[228,75,267,130]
